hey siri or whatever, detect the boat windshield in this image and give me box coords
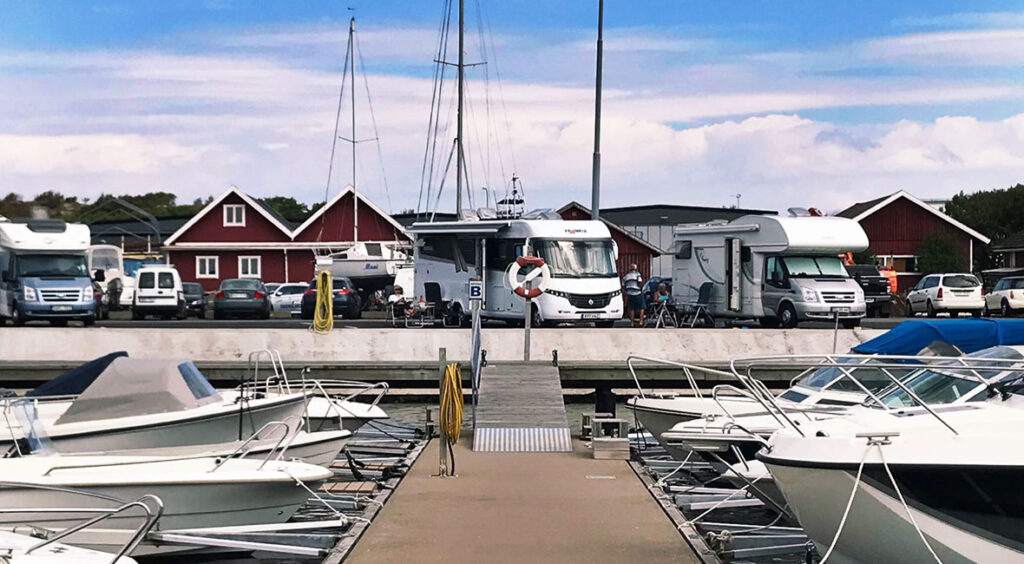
[89,248,120,271]
[532,239,616,278]
[794,358,896,393]
[781,256,848,279]
[874,346,1024,408]
[14,254,88,278]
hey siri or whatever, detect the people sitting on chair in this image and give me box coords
[388,285,416,318]
[653,283,671,303]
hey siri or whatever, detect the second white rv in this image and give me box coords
[672,214,869,328]
[408,218,623,326]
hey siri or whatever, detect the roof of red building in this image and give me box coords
[837,190,990,244]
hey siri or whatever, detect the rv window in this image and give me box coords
[514,244,525,258]
[420,235,455,262]
[0,251,8,278]
[486,239,525,270]
[765,257,785,285]
[456,239,478,268]
[780,256,847,278]
[532,239,617,278]
[13,254,88,278]
[675,241,692,260]
[90,249,120,270]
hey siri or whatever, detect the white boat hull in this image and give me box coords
[0,529,137,563]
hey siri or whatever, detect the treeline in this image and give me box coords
[0,192,319,224]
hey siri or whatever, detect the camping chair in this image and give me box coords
[678,282,715,328]
[423,282,457,327]
[645,296,677,328]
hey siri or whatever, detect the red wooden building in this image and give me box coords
[837,190,990,291]
[164,185,409,291]
[557,201,661,280]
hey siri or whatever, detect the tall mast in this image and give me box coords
[591,0,604,220]
[349,17,359,242]
[455,0,465,219]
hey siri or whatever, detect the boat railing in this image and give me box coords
[708,384,786,427]
[211,419,295,472]
[247,349,288,394]
[627,355,737,400]
[728,353,1024,436]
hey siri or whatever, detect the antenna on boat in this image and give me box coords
[350,17,359,242]
[590,0,604,220]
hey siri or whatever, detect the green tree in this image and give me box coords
[261,196,311,223]
[915,233,964,274]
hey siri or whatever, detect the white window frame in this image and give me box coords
[238,256,261,279]
[196,256,219,279]
[223,204,245,227]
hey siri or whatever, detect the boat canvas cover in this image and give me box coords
[27,351,129,397]
[55,358,222,425]
[853,319,1024,356]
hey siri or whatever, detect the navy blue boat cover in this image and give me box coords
[853,320,1024,356]
[27,351,129,397]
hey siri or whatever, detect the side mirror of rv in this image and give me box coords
[93,269,106,282]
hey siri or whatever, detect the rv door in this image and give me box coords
[762,256,788,315]
[725,238,742,312]
[0,250,10,317]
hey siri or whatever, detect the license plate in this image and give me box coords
[229,293,247,298]
[829,306,851,313]
[52,305,72,312]
[580,313,601,319]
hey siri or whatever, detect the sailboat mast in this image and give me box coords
[591,0,604,220]
[349,17,359,242]
[455,0,465,219]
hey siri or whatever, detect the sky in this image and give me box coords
[2,1,1024,215]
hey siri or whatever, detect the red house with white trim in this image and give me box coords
[164,185,409,291]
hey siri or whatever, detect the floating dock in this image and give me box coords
[346,438,698,564]
[473,363,572,452]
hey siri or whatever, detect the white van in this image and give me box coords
[131,265,185,320]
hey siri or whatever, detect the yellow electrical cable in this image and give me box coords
[439,362,463,444]
[311,270,334,334]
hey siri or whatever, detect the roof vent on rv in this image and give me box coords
[25,219,68,233]
[787,207,824,217]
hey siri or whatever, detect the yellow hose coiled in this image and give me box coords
[311,270,334,334]
[439,362,463,444]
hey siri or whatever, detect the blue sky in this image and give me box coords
[2,1,1024,213]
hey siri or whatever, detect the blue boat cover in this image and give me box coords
[26,351,129,397]
[852,320,1024,356]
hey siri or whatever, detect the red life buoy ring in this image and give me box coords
[507,255,551,299]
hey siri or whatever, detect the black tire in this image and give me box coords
[530,304,544,328]
[841,319,859,329]
[972,309,983,318]
[905,301,914,317]
[760,317,779,328]
[83,316,96,327]
[49,319,68,327]
[214,310,225,320]
[777,303,798,328]
[131,308,143,321]
[12,308,25,327]
[926,300,937,318]
[1002,300,1012,318]
[261,307,271,320]
[352,305,363,320]
[595,320,615,328]
[198,307,207,319]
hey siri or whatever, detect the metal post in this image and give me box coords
[590,0,604,220]
[455,0,465,219]
[349,17,359,243]
[832,311,840,353]
[523,294,532,362]
[437,347,448,476]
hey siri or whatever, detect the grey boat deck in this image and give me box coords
[473,363,571,452]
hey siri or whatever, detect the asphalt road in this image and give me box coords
[19,310,923,329]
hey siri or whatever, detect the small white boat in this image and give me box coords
[0,529,138,563]
[0,454,333,554]
[3,357,310,454]
[320,241,410,291]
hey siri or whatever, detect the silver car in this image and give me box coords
[269,283,307,314]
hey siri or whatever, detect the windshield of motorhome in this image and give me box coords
[533,239,616,278]
[782,256,848,278]
[90,249,120,270]
[15,254,88,278]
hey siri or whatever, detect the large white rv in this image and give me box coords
[408,218,623,326]
[672,214,869,328]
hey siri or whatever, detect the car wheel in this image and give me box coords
[841,319,859,329]
[760,317,779,328]
[199,307,207,319]
[1002,300,1012,317]
[83,316,96,327]
[12,308,25,327]
[926,300,936,318]
[131,308,143,321]
[778,303,798,328]
[905,301,914,317]
[49,319,68,327]
[261,307,271,320]
[972,309,983,318]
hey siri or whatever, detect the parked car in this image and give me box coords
[213,278,271,319]
[269,282,307,315]
[906,273,984,318]
[131,265,185,320]
[182,282,207,318]
[984,276,1024,317]
[300,276,361,320]
[845,264,891,317]
[265,283,281,295]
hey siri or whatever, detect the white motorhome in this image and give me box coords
[87,244,131,311]
[672,214,868,328]
[0,219,99,326]
[408,218,623,326]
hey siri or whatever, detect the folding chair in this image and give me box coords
[645,298,677,328]
[678,282,715,328]
[423,282,457,327]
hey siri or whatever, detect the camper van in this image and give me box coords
[408,218,623,326]
[672,214,868,328]
[0,219,99,326]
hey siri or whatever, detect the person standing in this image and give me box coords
[623,263,645,327]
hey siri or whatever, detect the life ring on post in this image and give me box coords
[507,256,551,299]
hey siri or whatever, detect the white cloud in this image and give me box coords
[860,29,1024,65]
[0,134,200,175]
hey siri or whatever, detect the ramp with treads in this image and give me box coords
[473,363,571,452]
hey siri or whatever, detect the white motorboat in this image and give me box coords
[0,454,333,554]
[761,397,1024,564]
[0,529,138,563]
[2,358,310,454]
[320,241,410,290]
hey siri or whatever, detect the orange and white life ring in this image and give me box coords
[507,256,551,299]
